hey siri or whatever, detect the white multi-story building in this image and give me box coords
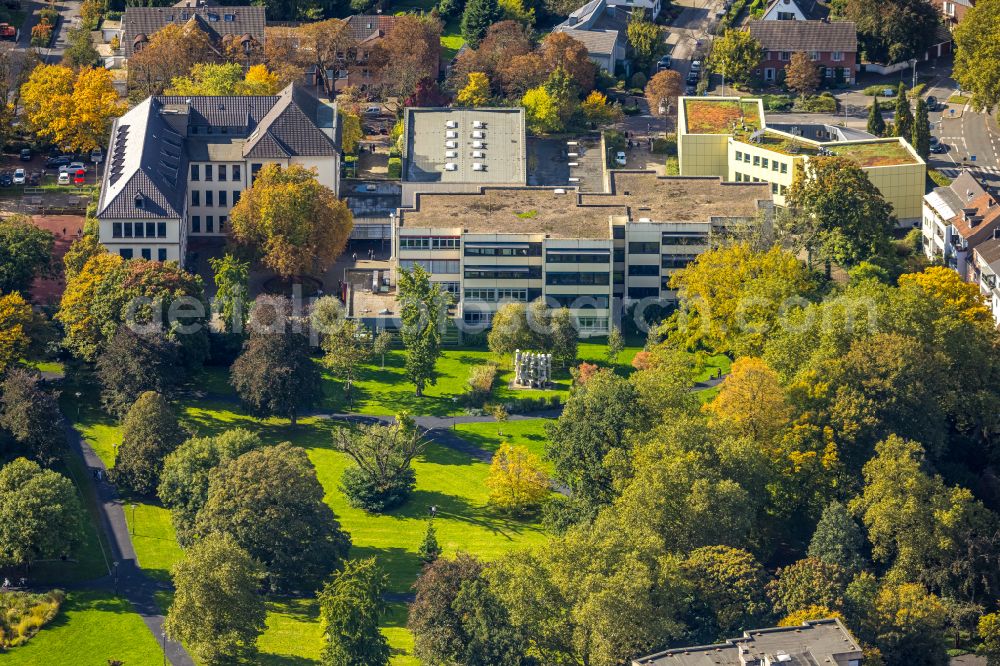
[393,171,772,335]
[96,84,340,264]
[972,239,1000,325]
[922,170,1000,279]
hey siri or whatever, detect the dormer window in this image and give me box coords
[224,13,235,21]
[134,194,145,209]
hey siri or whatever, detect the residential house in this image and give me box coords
[96,84,340,265]
[922,170,1000,280]
[749,19,857,84]
[122,0,265,59]
[632,618,863,666]
[760,0,829,21]
[554,0,629,73]
[935,0,975,27]
[678,97,926,223]
[971,239,1000,325]
[323,15,399,95]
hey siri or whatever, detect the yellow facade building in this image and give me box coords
[678,97,926,223]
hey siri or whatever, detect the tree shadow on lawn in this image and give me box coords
[266,596,319,623]
[390,489,539,542]
[350,545,422,593]
[349,382,457,418]
[416,441,478,467]
[256,654,316,666]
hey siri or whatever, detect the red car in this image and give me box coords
[72,169,85,185]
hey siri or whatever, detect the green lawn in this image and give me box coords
[453,418,553,468]
[123,500,184,584]
[2,591,165,666]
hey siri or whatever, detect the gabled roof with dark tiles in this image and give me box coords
[762,0,830,21]
[242,85,339,158]
[344,14,399,43]
[122,3,264,56]
[749,19,857,52]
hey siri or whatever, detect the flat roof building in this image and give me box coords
[401,108,527,206]
[677,97,926,223]
[632,618,863,666]
[392,172,771,335]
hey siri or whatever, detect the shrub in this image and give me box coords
[466,363,497,407]
[0,590,64,648]
[629,72,647,89]
[387,157,402,178]
[793,95,837,113]
[651,137,675,154]
[761,94,793,111]
[548,395,561,408]
[341,465,417,512]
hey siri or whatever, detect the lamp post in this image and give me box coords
[161,630,167,666]
[910,58,918,91]
[130,503,137,536]
[113,561,119,596]
[428,505,438,519]
[74,391,81,419]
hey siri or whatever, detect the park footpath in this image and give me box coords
[55,372,728,665]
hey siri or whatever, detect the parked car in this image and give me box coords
[45,155,70,169]
[690,60,702,73]
[0,172,12,187]
[58,161,87,174]
[90,148,103,163]
[926,95,939,111]
[19,148,30,161]
[72,169,85,185]
[656,55,672,71]
[930,142,948,154]
[614,151,627,166]
[685,84,696,95]
[57,171,70,185]
[27,171,40,186]
[364,105,381,115]
[686,72,699,86]
[881,88,895,97]
[12,168,24,185]
[929,135,940,147]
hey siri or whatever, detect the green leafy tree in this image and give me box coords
[319,557,391,666]
[165,532,266,665]
[231,299,321,426]
[626,11,659,62]
[605,326,624,365]
[409,554,529,666]
[0,369,64,463]
[709,29,762,85]
[786,156,896,268]
[418,520,441,563]
[846,0,940,64]
[0,457,83,568]
[334,415,424,513]
[158,429,261,546]
[683,545,771,641]
[63,25,101,69]
[96,328,183,418]
[209,254,249,333]
[808,501,866,572]
[112,391,184,496]
[461,0,503,49]
[195,443,352,592]
[893,82,913,138]
[867,97,886,136]
[870,582,950,666]
[229,164,353,279]
[549,307,577,368]
[322,319,378,408]
[978,612,1000,666]
[545,369,641,522]
[487,302,534,357]
[768,557,850,618]
[912,96,930,160]
[397,265,451,397]
[955,0,1000,112]
[0,215,53,295]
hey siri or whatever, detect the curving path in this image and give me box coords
[63,420,195,666]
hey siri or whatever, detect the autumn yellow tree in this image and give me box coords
[239,64,280,95]
[338,109,363,154]
[56,252,123,361]
[229,164,353,279]
[898,265,993,326]
[705,356,792,443]
[0,292,31,373]
[456,72,491,107]
[580,90,623,126]
[21,65,123,152]
[485,443,550,515]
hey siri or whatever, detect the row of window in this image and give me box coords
[771,50,844,62]
[734,151,789,174]
[191,190,240,208]
[465,244,541,257]
[191,215,228,234]
[733,173,788,195]
[463,288,532,302]
[462,311,610,330]
[764,67,852,82]
[628,264,658,276]
[190,164,242,182]
[399,259,460,274]
[465,267,543,280]
[629,241,660,254]
[662,233,708,246]
[545,271,610,286]
[118,248,168,261]
[546,252,610,264]
[399,236,461,250]
[662,254,699,269]
[111,221,168,239]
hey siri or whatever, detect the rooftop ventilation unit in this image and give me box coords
[567,162,579,167]
[472,140,485,149]
[568,177,580,182]
[446,150,458,158]
[473,120,486,129]
[446,130,458,139]
[472,130,485,139]
[445,140,458,148]
[472,163,486,171]
[638,217,651,223]
[444,163,458,171]
[472,150,485,158]
[566,141,578,146]
[567,152,579,157]
[445,120,458,128]
[553,188,566,194]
